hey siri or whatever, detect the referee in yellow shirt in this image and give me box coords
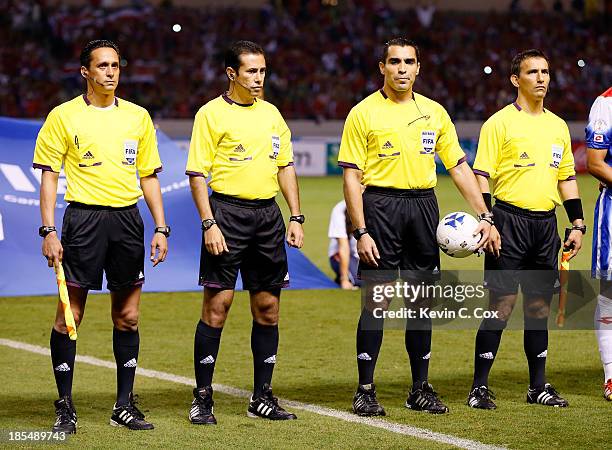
[339,38,492,416]
[186,41,303,424]
[467,49,585,410]
[33,40,168,432]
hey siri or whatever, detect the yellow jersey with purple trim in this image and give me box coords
[33,95,162,207]
[473,102,575,211]
[186,95,293,200]
[337,89,465,189]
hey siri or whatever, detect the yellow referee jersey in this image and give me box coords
[473,103,575,211]
[33,95,162,207]
[338,90,465,189]
[186,95,293,200]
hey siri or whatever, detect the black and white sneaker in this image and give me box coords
[247,384,297,420]
[526,383,568,407]
[352,384,386,417]
[189,386,217,425]
[52,396,77,434]
[110,393,154,430]
[467,385,497,410]
[405,381,449,414]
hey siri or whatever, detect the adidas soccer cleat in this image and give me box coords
[466,385,497,410]
[603,379,612,401]
[110,393,154,430]
[247,384,297,420]
[352,384,386,417]
[526,383,568,407]
[52,396,77,434]
[405,381,449,414]
[189,386,217,425]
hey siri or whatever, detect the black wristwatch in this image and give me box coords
[39,225,57,238]
[352,227,369,240]
[154,226,171,237]
[571,224,587,235]
[289,214,305,224]
[478,212,495,225]
[201,219,217,231]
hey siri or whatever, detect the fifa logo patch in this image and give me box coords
[420,130,436,154]
[123,140,138,165]
[269,135,280,160]
[550,145,562,169]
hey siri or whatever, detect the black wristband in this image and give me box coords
[482,193,492,212]
[563,198,584,223]
[352,227,369,240]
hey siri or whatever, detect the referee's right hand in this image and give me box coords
[42,233,63,267]
[357,234,380,267]
[204,225,229,256]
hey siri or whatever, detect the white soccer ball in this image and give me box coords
[436,212,481,258]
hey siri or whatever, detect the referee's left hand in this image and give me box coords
[564,229,583,259]
[473,220,492,252]
[150,233,168,266]
[286,222,304,248]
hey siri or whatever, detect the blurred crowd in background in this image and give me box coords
[1,0,610,121]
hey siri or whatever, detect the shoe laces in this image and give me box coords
[194,389,214,410]
[543,384,560,398]
[359,388,380,408]
[420,383,444,406]
[56,398,76,422]
[127,394,146,420]
[259,388,282,411]
[475,386,496,401]
[605,379,612,390]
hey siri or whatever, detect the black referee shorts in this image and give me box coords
[199,192,289,291]
[61,202,145,291]
[360,186,440,281]
[484,200,561,296]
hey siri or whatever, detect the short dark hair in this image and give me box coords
[224,40,265,72]
[510,49,549,77]
[381,38,420,64]
[80,40,120,69]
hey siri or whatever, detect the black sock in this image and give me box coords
[113,328,139,407]
[405,317,432,390]
[356,308,384,386]
[251,321,278,397]
[50,328,76,398]
[524,317,548,390]
[473,318,507,388]
[194,320,223,388]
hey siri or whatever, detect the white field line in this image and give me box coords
[0,338,506,450]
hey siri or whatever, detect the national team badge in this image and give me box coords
[593,119,608,133]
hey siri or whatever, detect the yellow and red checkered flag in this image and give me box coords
[556,229,572,328]
[54,262,77,340]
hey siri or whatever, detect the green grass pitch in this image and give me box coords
[0,175,607,449]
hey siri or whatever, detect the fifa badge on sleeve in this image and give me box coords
[123,140,138,165]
